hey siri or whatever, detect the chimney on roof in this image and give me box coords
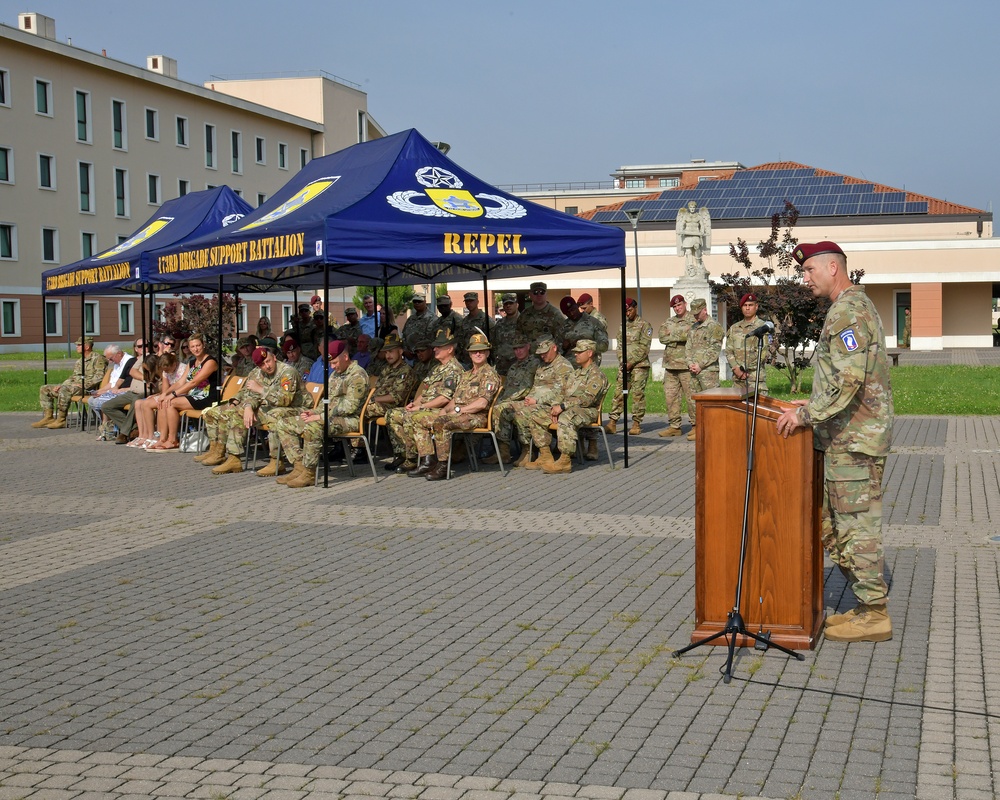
[146,55,178,78]
[691,158,706,164]
[18,12,56,39]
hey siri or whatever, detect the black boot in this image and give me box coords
[410,455,437,476]
[425,461,448,481]
[385,454,406,471]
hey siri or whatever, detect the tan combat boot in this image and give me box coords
[256,458,285,477]
[603,419,617,435]
[211,454,243,475]
[825,606,861,628]
[276,462,303,485]
[482,441,511,465]
[585,438,599,461]
[513,446,532,468]
[46,412,69,429]
[31,410,55,428]
[193,441,221,463]
[658,426,682,437]
[824,605,892,643]
[543,453,573,474]
[284,464,316,488]
[629,419,641,436]
[686,426,697,441]
[526,447,553,471]
[201,442,227,467]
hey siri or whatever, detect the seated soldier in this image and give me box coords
[419,333,501,481]
[510,335,575,470]
[270,339,369,488]
[229,337,257,377]
[32,336,108,429]
[281,335,315,380]
[362,334,417,471]
[196,346,310,475]
[528,339,608,474]
[482,334,539,466]
[386,328,465,475]
[410,339,436,385]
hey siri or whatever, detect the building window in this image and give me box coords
[205,124,216,168]
[0,69,9,107]
[237,304,247,333]
[300,148,309,169]
[278,142,288,170]
[112,99,127,149]
[153,302,165,323]
[1,300,20,337]
[0,223,16,259]
[41,227,59,263]
[231,130,242,173]
[84,301,99,335]
[624,179,645,189]
[38,153,55,189]
[257,192,266,207]
[35,79,52,115]
[81,231,96,259]
[659,178,680,188]
[564,206,579,216]
[178,179,189,197]
[118,302,134,334]
[255,136,266,165]
[75,90,91,143]
[281,304,293,331]
[0,147,12,183]
[147,173,161,204]
[78,162,94,213]
[114,168,129,217]
[176,116,188,147]
[260,303,270,323]
[45,299,61,336]
[206,183,217,190]
[144,108,159,140]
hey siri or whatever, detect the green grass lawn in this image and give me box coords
[0,368,73,411]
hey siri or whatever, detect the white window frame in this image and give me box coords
[1,298,21,337]
[256,192,267,207]
[34,78,52,116]
[0,68,10,108]
[255,136,266,165]
[259,303,271,323]
[118,301,135,335]
[144,107,159,141]
[231,130,242,174]
[78,161,94,213]
[45,299,62,337]
[282,304,293,331]
[278,142,288,170]
[0,146,13,184]
[237,304,247,333]
[178,178,190,197]
[154,301,166,323]
[75,89,92,144]
[176,115,189,147]
[147,173,161,205]
[38,153,56,190]
[114,168,130,218]
[84,300,100,336]
[205,123,216,169]
[0,222,17,260]
[111,98,128,150]
[81,231,96,259]
[41,227,59,263]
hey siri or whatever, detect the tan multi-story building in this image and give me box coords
[0,12,383,351]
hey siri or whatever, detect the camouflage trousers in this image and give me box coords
[519,405,597,455]
[610,365,649,423]
[492,399,519,444]
[39,380,83,415]
[203,403,254,457]
[419,411,487,460]
[822,451,888,607]
[364,401,400,455]
[256,407,304,459]
[386,407,444,459]
[270,413,359,469]
[733,372,768,398]
[662,369,692,428]
[688,367,719,426]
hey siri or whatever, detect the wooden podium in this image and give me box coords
[691,388,824,650]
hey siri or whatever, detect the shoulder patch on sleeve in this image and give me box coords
[839,329,859,352]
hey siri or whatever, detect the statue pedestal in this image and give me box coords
[671,276,712,310]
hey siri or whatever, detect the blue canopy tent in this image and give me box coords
[39,187,254,408]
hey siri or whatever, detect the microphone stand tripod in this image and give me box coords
[672,333,805,683]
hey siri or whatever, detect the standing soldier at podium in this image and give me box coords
[777,241,894,644]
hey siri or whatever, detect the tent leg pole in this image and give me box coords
[620,265,628,469]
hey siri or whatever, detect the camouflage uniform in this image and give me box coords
[411,357,436,388]
[490,313,520,375]
[291,317,319,360]
[271,361,368,469]
[684,314,723,425]
[387,358,465,462]
[204,361,309,457]
[561,314,609,364]
[436,310,460,338]
[39,351,108,415]
[456,309,489,365]
[493,355,540,444]
[402,308,439,354]
[725,316,769,396]
[286,355,315,381]
[609,314,653,423]
[422,364,501,460]
[587,309,608,332]
[365,359,417,422]
[517,303,565,348]
[230,354,255,377]
[658,313,695,428]
[537,362,608,456]
[511,355,575,449]
[797,285,893,607]
[337,321,363,356]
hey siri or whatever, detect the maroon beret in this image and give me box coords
[559,296,577,314]
[625,297,637,309]
[792,241,845,265]
[577,293,593,305]
[326,339,346,358]
[670,294,686,306]
[309,295,322,304]
[251,346,269,366]
[740,293,758,306]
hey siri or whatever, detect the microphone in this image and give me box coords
[749,321,774,338]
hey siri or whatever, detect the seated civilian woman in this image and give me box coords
[149,332,219,451]
[132,352,184,449]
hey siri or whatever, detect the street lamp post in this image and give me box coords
[623,208,642,316]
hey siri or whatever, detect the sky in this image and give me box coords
[20,0,1000,212]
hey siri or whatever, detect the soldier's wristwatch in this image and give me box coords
[454,406,461,413]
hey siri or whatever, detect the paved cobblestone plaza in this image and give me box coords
[1,412,998,799]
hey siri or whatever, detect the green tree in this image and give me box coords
[152,293,240,356]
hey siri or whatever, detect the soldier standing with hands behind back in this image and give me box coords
[777,241,893,643]
[684,298,724,441]
[658,294,694,438]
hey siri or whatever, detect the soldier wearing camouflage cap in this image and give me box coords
[33,337,107,429]
[482,332,539,466]
[777,241,894,643]
[657,294,695,438]
[402,294,438,358]
[510,335,574,471]
[489,292,521,375]
[517,282,565,347]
